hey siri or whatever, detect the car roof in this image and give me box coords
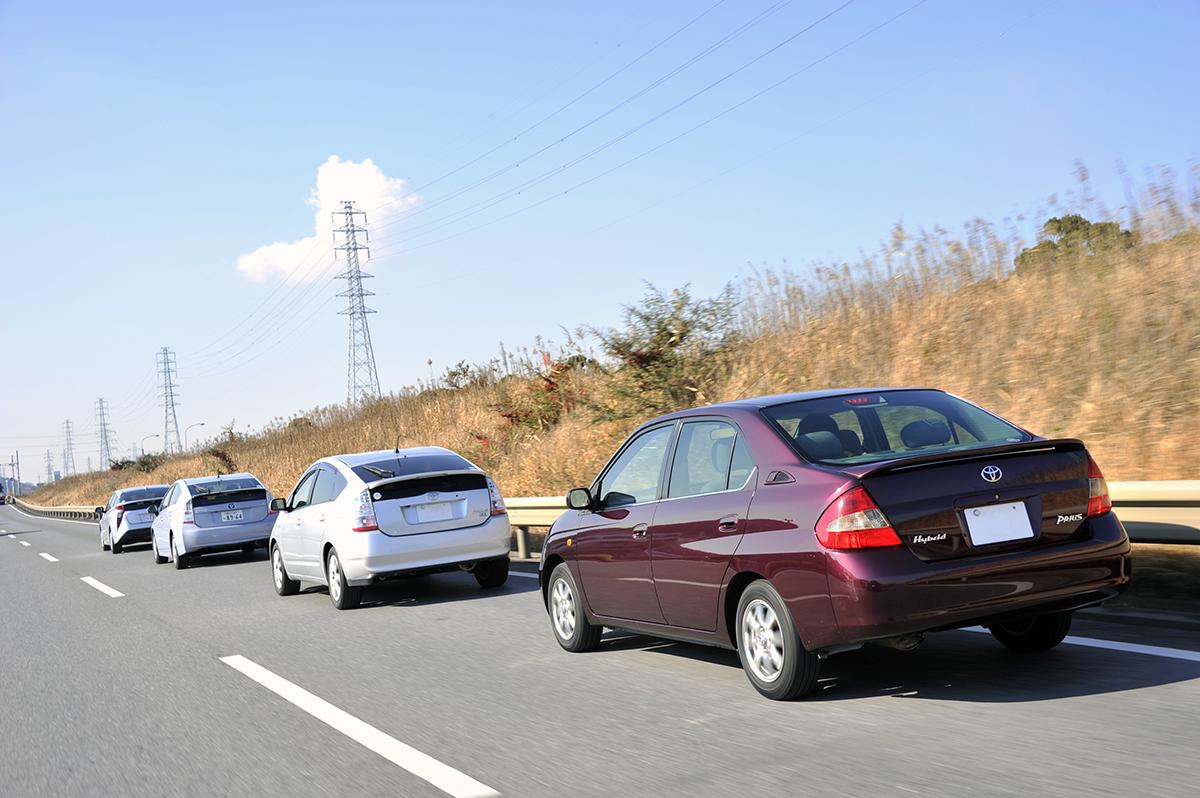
[334,447,460,468]
[118,484,169,494]
[181,472,260,486]
[639,387,941,425]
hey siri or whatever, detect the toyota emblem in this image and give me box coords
[980,465,1003,483]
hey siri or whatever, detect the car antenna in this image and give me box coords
[394,434,407,472]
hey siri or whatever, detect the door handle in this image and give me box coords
[318,515,326,522]
[718,515,740,533]
[632,523,648,539]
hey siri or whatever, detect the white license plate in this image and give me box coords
[963,501,1034,546]
[415,502,453,523]
[221,510,244,523]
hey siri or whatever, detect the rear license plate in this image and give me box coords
[221,510,244,523]
[415,502,453,523]
[963,501,1034,546]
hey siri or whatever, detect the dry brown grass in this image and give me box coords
[28,187,1200,508]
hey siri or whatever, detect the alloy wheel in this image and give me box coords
[328,553,342,603]
[551,578,576,640]
[272,548,284,591]
[741,598,785,683]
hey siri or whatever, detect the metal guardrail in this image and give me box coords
[11,482,1199,548]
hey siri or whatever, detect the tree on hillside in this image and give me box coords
[1015,214,1135,272]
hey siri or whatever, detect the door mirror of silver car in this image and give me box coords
[147,504,159,516]
[94,506,104,515]
[566,487,593,511]
[270,497,287,512]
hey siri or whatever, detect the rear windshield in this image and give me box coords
[119,487,168,502]
[189,477,261,495]
[762,390,1031,466]
[350,453,474,483]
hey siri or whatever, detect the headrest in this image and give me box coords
[900,419,951,448]
[796,413,838,436]
[711,438,733,471]
[795,430,845,461]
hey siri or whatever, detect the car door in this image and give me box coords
[101,491,117,542]
[652,419,756,631]
[280,469,319,577]
[573,423,675,623]
[151,483,177,552]
[300,465,347,574]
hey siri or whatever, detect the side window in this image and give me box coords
[162,485,177,507]
[599,426,674,508]
[728,433,755,489]
[106,492,118,511]
[310,466,347,505]
[667,421,738,498]
[289,471,318,510]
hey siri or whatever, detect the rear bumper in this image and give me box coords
[114,525,152,545]
[339,515,512,586]
[816,512,1131,650]
[179,517,275,555]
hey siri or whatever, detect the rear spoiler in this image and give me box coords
[365,469,485,491]
[842,438,1086,479]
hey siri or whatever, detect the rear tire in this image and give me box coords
[171,534,189,570]
[326,549,361,610]
[989,611,1073,653]
[111,538,123,555]
[473,556,509,588]
[736,580,820,701]
[546,563,602,653]
[272,543,299,596]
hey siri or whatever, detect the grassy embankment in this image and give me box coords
[28,185,1200,507]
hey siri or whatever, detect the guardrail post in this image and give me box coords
[515,525,528,559]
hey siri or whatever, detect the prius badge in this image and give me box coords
[980,465,1003,483]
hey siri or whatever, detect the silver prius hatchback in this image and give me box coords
[149,473,275,569]
[269,447,512,609]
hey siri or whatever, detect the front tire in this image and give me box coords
[171,534,189,570]
[546,563,601,653]
[326,549,361,610]
[473,556,509,588]
[101,527,110,552]
[272,544,299,596]
[989,611,1073,652]
[736,580,820,701]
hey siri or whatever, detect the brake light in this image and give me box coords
[1086,454,1112,517]
[351,489,379,532]
[486,477,507,516]
[815,485,902,550]
[183,500,194,525]
[115,503,125,527]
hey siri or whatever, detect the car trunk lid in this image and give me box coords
[367,470,492,536]
[191,488,270,527]
[847,439,1092,561]
[120,498,162,527]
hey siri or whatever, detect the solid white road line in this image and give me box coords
[19,540,30,547]
[80,577,124,598]
[220,655,500,798]
[509,571,538,579]
[962,626,1200,663]
[39,552,59,562]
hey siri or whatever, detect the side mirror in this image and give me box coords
[566,487,593,511]
[147,504,159,517]
[94,506,105,515]
[270,497,287,512]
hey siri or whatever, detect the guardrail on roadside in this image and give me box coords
[10,481,1199,549]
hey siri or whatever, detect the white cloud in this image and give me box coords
[236,155,419,283]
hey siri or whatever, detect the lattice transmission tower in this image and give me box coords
[61,420,76,477]
[95,398,116,469]
[157,347,183,454]
[44,450,54,483]
[332,200,381,404]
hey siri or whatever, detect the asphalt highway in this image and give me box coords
[2,504,1198,797]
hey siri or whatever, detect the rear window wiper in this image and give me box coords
[361,465,395,479]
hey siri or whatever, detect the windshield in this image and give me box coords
[762,390,1032,466]
[118,486,168,502]
[350,452,474,482]
[189,477,261,494]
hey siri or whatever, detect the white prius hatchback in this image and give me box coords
[149,473,276,569]
[269,447,512,609]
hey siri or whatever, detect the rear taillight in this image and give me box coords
[114,503,126,526]
[486,477,507,517]
[351,489,379,532]
[183,500,194,525]
[1086,454,1112,518]
[815,485,902,550]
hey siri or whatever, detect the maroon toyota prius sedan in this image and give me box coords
[539,388,1131,700]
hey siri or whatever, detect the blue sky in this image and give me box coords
[1,0,1197,476]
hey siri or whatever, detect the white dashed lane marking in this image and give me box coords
[80,577,124,598]
[39,552,58,562]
